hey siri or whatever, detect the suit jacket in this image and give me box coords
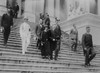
[1,14,13,28]
[51,24,61,40]
[82,33,93,49]
[13,5,19,12]
[35,24,44,39]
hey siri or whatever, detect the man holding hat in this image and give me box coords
[1,8,13,47]
[82,26,96,66]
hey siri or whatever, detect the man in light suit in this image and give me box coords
[20,17,31,55]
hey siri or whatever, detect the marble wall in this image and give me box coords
[0,0,7,16]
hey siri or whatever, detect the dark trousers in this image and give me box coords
[41,41,50,58]
[50,40,60,60]
[36,39,41,50]
[84,47,96,65]
[14,12,18,18]
[3,27,10,45]
[54,40,60,60]
[71,39,77,51]
[41,44,46,57]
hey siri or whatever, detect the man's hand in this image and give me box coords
[53,39,55,41]
[10,26,13,29]
[84,48,87,51]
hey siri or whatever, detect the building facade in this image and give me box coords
[0,0,100,45]
[0,0,99,22]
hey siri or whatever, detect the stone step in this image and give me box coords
[0,20,100,73]
[0,45,100,61]
[0,63,98,73]
[0,52,99,66]
[0,37,35,44]
[0,71,20,73]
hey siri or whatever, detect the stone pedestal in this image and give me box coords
[17,0,21,18]
[61,13,100,45]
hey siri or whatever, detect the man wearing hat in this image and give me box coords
[41,24,51,59]
[13,3,19,18]
[35,19,45,50]
[82,26,96,66]
[50,17,61,60]
[1,9,13,47]
[20,16,31,54]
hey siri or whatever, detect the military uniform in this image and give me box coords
[82,33,96,66]
[50,24,61,60]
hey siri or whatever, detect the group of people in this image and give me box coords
[35,13,61,60]
[70,24,96,66]
[8,3,19,18]
[0,8,96,66]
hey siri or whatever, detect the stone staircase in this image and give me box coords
[0,19,100,73]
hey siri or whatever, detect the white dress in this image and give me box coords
[20,22,31,54]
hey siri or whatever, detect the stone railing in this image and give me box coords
[60,13,100,45]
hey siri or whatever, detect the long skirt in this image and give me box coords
[41,41,50,57]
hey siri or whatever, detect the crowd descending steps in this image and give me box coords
[0,19,100,73]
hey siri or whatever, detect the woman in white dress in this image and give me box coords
[20,17,31,54]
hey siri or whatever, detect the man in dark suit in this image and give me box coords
[35,19,44,50]
[82,26,96,66]
[1,9,13,47]
[50,17,61,60]
[13,3,19,18]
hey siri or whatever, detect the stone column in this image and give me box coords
[17,0,21,18]
[98,0,100,15]
[45,0,55,25]
[55,0,60,19]
[24,0,36,22]
[35,0,45,23]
